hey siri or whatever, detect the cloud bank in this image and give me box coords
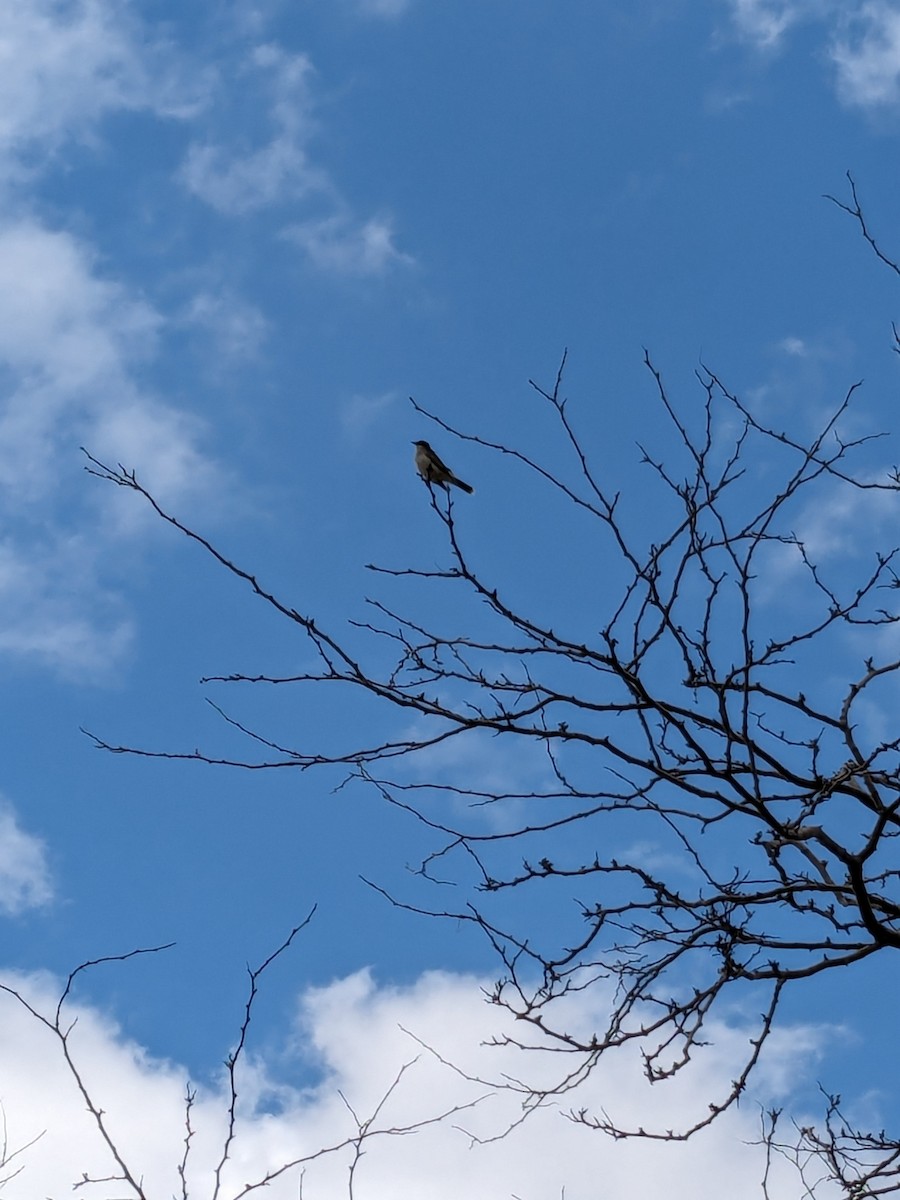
[0,964,824,1199]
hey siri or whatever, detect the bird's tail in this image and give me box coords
[450,476,474,494]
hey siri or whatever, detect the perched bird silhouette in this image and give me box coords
[413,440,474,494]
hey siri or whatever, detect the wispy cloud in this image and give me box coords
[0,536,133,677]
[0,223,215,672]
[181,45,329,215]
[0,799,53,915]
[791,478,898,560]
[287,214,414,276]
[724,0,900,111]
[724,0,815,49]
[0,3,229,674]
[181,42,414,275]
[0,219,217,507]
[779,334,811,356]
[832,2,900,108]
[340,390,399,440]
[181,289,269,365]
[752,467,899,620]
[0,216,236,672]
[0,219,206,672]
[354,0,415,18]
[0,0,202,185]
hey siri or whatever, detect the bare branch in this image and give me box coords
[0,943,173,1199]
[83,323,900,1197]
[212,910,317,1200]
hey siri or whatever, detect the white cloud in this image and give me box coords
[779,335,810,356]
[0,0,201,184]
[832,3,900,107]
[287,214,414,276]
[0,221,158,386]
[751,470,899,612]
[0,0,141,157]
[0,0,227,674]
[724,0,900,111]
[0,536,134,676]
[181,43,414,276]
[180,44,330,215]
[0,218,220,670]
[355,0,414,17]
[0,219,218,506]
[0,799,53,915]
[724,0,813,49]
[401,725,556,809]
[182,290,269,364]
[792,478,898,560]
[773,331,851,364]
[0,965,825,1199]
[340,390,398,440]
[90,398,217,507]
[180,131,327,217]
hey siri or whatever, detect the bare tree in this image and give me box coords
[80,177,900,1197]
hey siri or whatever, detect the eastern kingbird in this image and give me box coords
[413,440,474,494]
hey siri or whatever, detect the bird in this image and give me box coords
[413,440,474,493]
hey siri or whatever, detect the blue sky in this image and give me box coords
[3,1,900,1196]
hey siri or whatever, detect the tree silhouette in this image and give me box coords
[82,175,900,1198]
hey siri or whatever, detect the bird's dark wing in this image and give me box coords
[428,447,452,474]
